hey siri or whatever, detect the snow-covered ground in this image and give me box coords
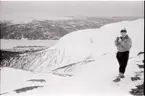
[0,19,144,96]
[1,54,144,96]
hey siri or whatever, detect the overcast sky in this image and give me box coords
[0,1,144,23]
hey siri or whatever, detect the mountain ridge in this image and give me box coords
[0,17,142,40]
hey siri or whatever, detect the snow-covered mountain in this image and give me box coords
[1,19,144,96]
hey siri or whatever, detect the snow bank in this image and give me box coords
[2,53,143,96]
[49,18,144,70]
[0,68,34,93]
[1,19,143,73]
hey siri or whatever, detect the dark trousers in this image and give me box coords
[116,51,129,74]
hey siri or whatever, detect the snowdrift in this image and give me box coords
[1,19,144,74]
[1,52,144,95]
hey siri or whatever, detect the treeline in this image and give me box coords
[0,17,141,40]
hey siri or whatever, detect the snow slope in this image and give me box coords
[1,54,144,96]
[1,19,144,96]
[1,19,143,73]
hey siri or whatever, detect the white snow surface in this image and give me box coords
[1,54,143,96]
[1,19,144,96]
[50,19,144,68]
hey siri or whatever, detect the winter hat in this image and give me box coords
[120,29,127,33]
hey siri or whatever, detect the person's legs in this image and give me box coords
[119,51,129,75]
[114,52,122,82]
[114,51,129,82]
[116,52,125,75]
[116,52,121,66]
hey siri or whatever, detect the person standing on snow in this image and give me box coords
[113,29,132,82]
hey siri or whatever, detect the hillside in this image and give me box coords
[0,16,141,40]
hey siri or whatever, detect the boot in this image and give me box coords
[113,73,124,82]
[113,76,121,82]
[119,73,125,78]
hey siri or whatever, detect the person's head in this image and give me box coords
[120,29,127,37]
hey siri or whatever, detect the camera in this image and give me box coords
[116,37,121,42]
[116,37,120,41]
